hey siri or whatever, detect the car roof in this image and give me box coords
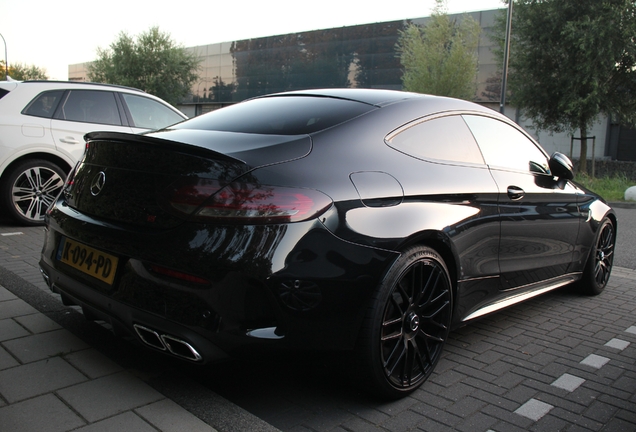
[0,80,147,94]
[263,88,427,107]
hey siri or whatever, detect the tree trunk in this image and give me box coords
[579,122,588,175]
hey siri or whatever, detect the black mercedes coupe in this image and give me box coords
[39,89,616,398]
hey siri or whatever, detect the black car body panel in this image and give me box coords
[39,89,616,396]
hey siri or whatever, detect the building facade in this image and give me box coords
[69,9,633,162]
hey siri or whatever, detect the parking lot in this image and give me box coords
[0,207,634,431]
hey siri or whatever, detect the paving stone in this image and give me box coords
[73,411,157,432]
[14,313,62,333]
[64,348,124,379]
[0,298,37,320]
[580,354,611,369]
[514,398,554,421]
[605,338,630,350]
[0,317,29,341]
[135,399,219,432]
[626,326,636,335]
[57,371,165,422]
[446,396,487,418]
[551,373,586,392]
[0,356,87,402]
[0,394,85,432]
[0,286,18,301]
[339,417,387,432]
[0,345,19,370]
[3,328,89,363]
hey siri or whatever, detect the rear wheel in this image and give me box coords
[580,217,615,295]
[358,246,453,399]
[1,159,66,226]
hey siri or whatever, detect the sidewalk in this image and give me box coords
[0,282,219,432]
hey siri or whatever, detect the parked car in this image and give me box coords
[39,89,616,399]
[0,80,187,225]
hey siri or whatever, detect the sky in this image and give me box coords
[0,0,505,81]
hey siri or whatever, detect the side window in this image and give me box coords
[121,93,184,130]
[387,115,485,165]
[60,90,122,126]
[462,115,550,174]
[23,90,64,118]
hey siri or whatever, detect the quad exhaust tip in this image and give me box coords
[133,324,203,362]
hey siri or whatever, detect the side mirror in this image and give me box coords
[549,152,574,180]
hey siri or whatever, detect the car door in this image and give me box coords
[50,90,134,163]
[463,114,582,290]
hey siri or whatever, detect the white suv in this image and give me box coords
[0,80,188,225]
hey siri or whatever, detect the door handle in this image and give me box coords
[59,137,82,145]
[507,186,525,200]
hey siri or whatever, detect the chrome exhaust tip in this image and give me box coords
[133,324,166,351]
[161,334,203,361]
[133,324,203,361]
[40,268,51,287]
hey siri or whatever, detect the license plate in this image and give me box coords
[56,237,119,285]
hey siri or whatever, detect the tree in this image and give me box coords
[0,61,48,80]
[395,0,481,100]
[493,0,636,174]
[88,27,199,105]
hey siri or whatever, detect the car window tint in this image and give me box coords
[61,90,121,126]
[23,90,65,119]
[175,96,375,135]
[387,115,485,165]
[121,93,185,130]
[0,88,9,99]
[462,115,550,174]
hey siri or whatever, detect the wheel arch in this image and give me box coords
[0,152,73,183]
[397,229,460,305]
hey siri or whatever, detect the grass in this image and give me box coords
[574,173,633,202]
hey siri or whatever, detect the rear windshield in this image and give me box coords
[174,96,375,135]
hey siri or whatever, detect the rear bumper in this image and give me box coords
[40,205,399,362]
[39,258,230,363]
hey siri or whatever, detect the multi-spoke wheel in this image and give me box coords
[580,218,615,295]
[1,159,66,226]
[358,246,453,399]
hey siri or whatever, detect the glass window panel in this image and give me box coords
[463,115,550,174]
[388,116,485,165]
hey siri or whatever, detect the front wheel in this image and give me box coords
[1,159,66,226]
[580,217,615,296]
[357,246,453,399]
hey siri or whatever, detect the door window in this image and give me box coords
[121,93,185,130]
[59,90,122,126]
[462,115,550,174]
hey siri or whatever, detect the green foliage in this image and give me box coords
[575,173,633,202]
[492,0,636,173]
[0,61,48,80]
[88,27,200,105]
[396,0,481,100]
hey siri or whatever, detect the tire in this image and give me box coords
[580,217,615,296]
[357,246,453,399]
[1,159,66,226]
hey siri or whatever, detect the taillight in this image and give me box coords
[164,179,332,224]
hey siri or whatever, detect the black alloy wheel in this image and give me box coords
[580,217,615,295]
[359,246,453,399]
[1,159,66,226]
